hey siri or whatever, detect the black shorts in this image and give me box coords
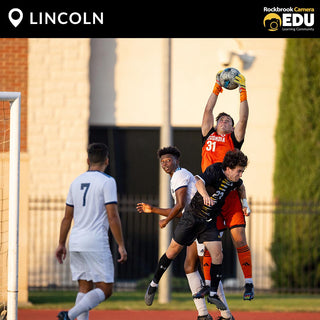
[173,210,221,247]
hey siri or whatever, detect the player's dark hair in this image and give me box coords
[222,149,248,170]
[87,143,109,164]
[216,112,234,127]
[157,146,181,159]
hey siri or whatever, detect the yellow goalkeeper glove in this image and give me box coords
[212,70,223,96]
[234,73,247,102]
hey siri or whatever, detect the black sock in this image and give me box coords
[210,263,222,292]
[153,253,172,283]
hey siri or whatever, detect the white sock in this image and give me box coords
[68,288,105,320]
[217,281,232,319]
[74,292,89,320]
[186,271,208,317]
[245,278,253,284]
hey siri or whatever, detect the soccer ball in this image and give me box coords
[219,67,240,90]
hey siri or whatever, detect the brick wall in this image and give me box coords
[0,38,28,152]
[0,38,29,303]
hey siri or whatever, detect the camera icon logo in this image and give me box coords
[263,13,282,31]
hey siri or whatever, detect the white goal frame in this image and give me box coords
[0,92,21,320]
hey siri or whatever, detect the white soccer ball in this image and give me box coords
[219,67,240,90]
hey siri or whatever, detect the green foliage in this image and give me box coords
[270,205,320,290]
[274,39,320,201]
[272,39,320,290]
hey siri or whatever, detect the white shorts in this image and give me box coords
[70,250,114,283]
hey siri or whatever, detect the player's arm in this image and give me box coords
[159,187,186,228]
[136,202,172,217]
[202,93,218,137]
[233,73,249,142]
[195,176,215,206]
[202,70,223,137]
[237,183,251,216]
[55,204,74,264]
[106,203,128,263]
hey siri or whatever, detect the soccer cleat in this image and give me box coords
[243,283,254,300]
[216,315,235,320]
[207,294,227,310]
[192,285,210,299]
[197,314,213,320]
[57,311,70,320]
[144,284,158,306]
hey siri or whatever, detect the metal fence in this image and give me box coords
[28,196,320,293]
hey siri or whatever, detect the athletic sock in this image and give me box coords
[152,253,172,284]
[75,292,88,320]
[210,263,222,292]
[186,271,208,316]
[202,249,211,284]
[217,281,232,319]
[68,288,105,320]
[237,245,252,279]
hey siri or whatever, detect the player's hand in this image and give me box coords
[159,218,168,229]
[242,207,251,216]
[118,245,127,263]
[136,202,152,214]
[213,70,224,95]
[241,199,251,216]
[216,69,223,86]
[55,244,67,264]
[203,195,215,207]
[234,73,246,90]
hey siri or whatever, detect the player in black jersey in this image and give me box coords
[145,149,248,310]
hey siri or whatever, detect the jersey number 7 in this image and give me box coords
[81,183,91,206]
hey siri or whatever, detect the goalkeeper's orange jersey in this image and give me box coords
[201,127,243,172]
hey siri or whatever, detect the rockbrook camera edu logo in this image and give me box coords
[263,7,314,32]
[8,8,104,28]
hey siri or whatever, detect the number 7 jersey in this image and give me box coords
[66,170,118,252]
[201,127,243,172]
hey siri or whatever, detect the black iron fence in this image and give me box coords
[28,196,320,293]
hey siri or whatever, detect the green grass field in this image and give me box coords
[26,290,320,312]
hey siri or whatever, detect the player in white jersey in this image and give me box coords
[136,146,234,320]
[55,143,127,320]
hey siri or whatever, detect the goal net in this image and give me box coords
[0,92,21,320]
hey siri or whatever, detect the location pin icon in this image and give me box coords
[8,8,23,27]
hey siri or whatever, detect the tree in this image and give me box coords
[272,39,320,291]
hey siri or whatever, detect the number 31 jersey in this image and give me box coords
[201,127,243,172]
[66,170,118,252]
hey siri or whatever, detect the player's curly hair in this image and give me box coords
[87,143,109,164]
[216,112,234,127]
[222,149,248,170]
[157,146,181,159]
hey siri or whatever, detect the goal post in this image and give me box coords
[0,92,21,320]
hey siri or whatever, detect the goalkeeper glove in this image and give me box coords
[212,70,223,96]
[234,73,247,102]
